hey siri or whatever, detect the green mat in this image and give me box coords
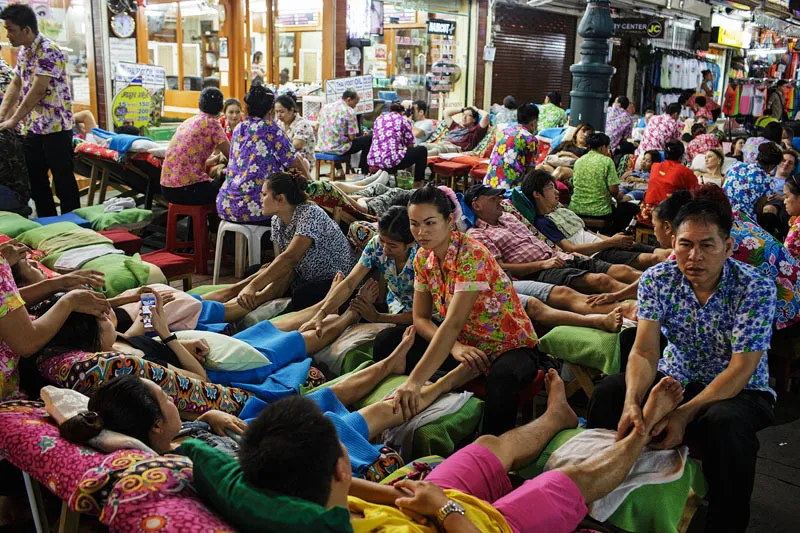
[517,428,707,533]
[538,326,621,375]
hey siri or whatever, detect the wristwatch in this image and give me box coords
[436,499,465,526]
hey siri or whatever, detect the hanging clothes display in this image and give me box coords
[638,48,718,115]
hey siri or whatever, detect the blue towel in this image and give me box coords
[90,128,154,158]
[216,358,312,408]
[456,192,476,228]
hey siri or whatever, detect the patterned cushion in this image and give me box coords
[347,221,378,251]
[0,400,154,516]
[306,180,377,222]
[75,143,120,163]
[428,120,449,143]
[37,351,252,416]
[468,126,496,158]
[100,455,234,532]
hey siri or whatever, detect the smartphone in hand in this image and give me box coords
[141,293,157,337]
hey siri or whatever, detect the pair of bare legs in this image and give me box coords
[545,285,637,321]
[524,298,623,333]
[631,248,673,270]
[476,369,684,504]
[570,270,637,295]
[199,268,295,322]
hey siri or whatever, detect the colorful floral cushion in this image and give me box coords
[428,120,449,143]
[37,350,252,416]
[306,180,378,222]
[467,126,496,158]
[347,221,378,251]
[100,454,234,532]
[75,143,120,163]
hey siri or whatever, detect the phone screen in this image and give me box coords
[141,293,157,336]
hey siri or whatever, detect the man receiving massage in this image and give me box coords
[586,198,777,533]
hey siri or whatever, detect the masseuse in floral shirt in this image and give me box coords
[0,4,79,217]
[367,101,427,185]
[485,103,539,189]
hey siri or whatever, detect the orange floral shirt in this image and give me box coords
[413,231,538,357]
[160,113,227,188]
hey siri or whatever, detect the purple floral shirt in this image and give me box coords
[605,106,633,151]
[14,33,73,135]
[367,112,414,169]
[217,116,296,223]
[316,99,359,154]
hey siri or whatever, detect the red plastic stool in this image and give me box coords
[141,250,195,291]
[165,203,216,275]
[98,229,143,255]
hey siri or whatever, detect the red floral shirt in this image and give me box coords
[413,231,538,357]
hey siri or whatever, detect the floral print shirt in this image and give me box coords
[280,114,316,170]
[732,211,800,330]
[723,162,772,220]
[0,58,13,101]
[569,150,620,216]
[686,133,721,163]
[160,113,227,188]
[742,137,768,165]
[367,112,414,169]
[217,117,296,223]
[635,114,683,156]
[485,124,538,190]
[413,231,538,357]
[785,219,800,262]
[316,99,359,154]
[14,33,73,135]
[0,254,25,401]
[638,258,776,397]
[272,202,358,285]
[359,235,419,314]
[604,106,633,151]
[537,103,567,131]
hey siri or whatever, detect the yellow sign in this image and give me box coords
[713,26,745,48]
[111,85,152,128]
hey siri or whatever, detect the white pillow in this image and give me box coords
[690,154,736,173]
[174,330,272,372]
[129,139,161,152]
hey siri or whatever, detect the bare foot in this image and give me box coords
[330,271,345,289]
[595,307,623,333]
[384,326,416,375]
[357,278,380,304]
[642,377,683,434]
[620,301,638,321]
[544,368,579,430]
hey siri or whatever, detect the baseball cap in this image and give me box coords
[464,184,505,206]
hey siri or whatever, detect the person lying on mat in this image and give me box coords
[59,328,474,466]
[521,169,672,269]
[10,259,282,330]
[586,196,777,533]
[465,183,641,295]
[0,242,109,402]
[235,171,359,312]
[238,369,685,533]
[39,279,381,382]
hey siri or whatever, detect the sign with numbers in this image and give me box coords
[325,75,374,114]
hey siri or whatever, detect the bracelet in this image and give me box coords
[161,333,177,345]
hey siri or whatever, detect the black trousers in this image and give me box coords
[287,277,336,312]
[25,130,80,216]
[390,145,428,181]
[586,373,775,533]
[343,134,373,174]
[373,324,543,436]
[161,181,220,205]
[580,202,640,236]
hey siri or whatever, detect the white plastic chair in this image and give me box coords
[213,220,275,284]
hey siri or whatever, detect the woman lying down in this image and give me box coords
[59,327,473,477]
[39,277,380,382]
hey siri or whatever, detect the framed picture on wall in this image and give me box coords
[219,37,228,58]
[279,35,295,57]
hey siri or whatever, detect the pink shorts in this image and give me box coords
[426,443,587,533]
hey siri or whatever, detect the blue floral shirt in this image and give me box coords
[723,162,773,220]
[638,259,776,397]
[358,235,418,314]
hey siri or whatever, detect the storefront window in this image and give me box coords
[275,0,322,84]
[146,1,218,92]
[0,0,94,112]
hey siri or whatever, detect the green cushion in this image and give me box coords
[354,375,484,459]
[45,253,150,297]
[341,344,375,375]
[510,189,538,225]
[182,440,354,533]
[187,284,231,296]
[538,326,621,375]
[73,205,152,231]
[16,222,80,249]
[0,213,40,238]
[517,428,707,533]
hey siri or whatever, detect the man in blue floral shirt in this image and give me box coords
[586,198,777,533]
[723,141,782,221]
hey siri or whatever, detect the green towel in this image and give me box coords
[511,188,538,225]
[73,205,152,231]
[538,326,621,375]
[0,213,40,238]
[517,428,707,533]
[187,284,232,296]
[16,222,80,249]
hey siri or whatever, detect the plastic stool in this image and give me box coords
[213,220,277,284]
[165,203,216,275]
[314,152,352,180]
